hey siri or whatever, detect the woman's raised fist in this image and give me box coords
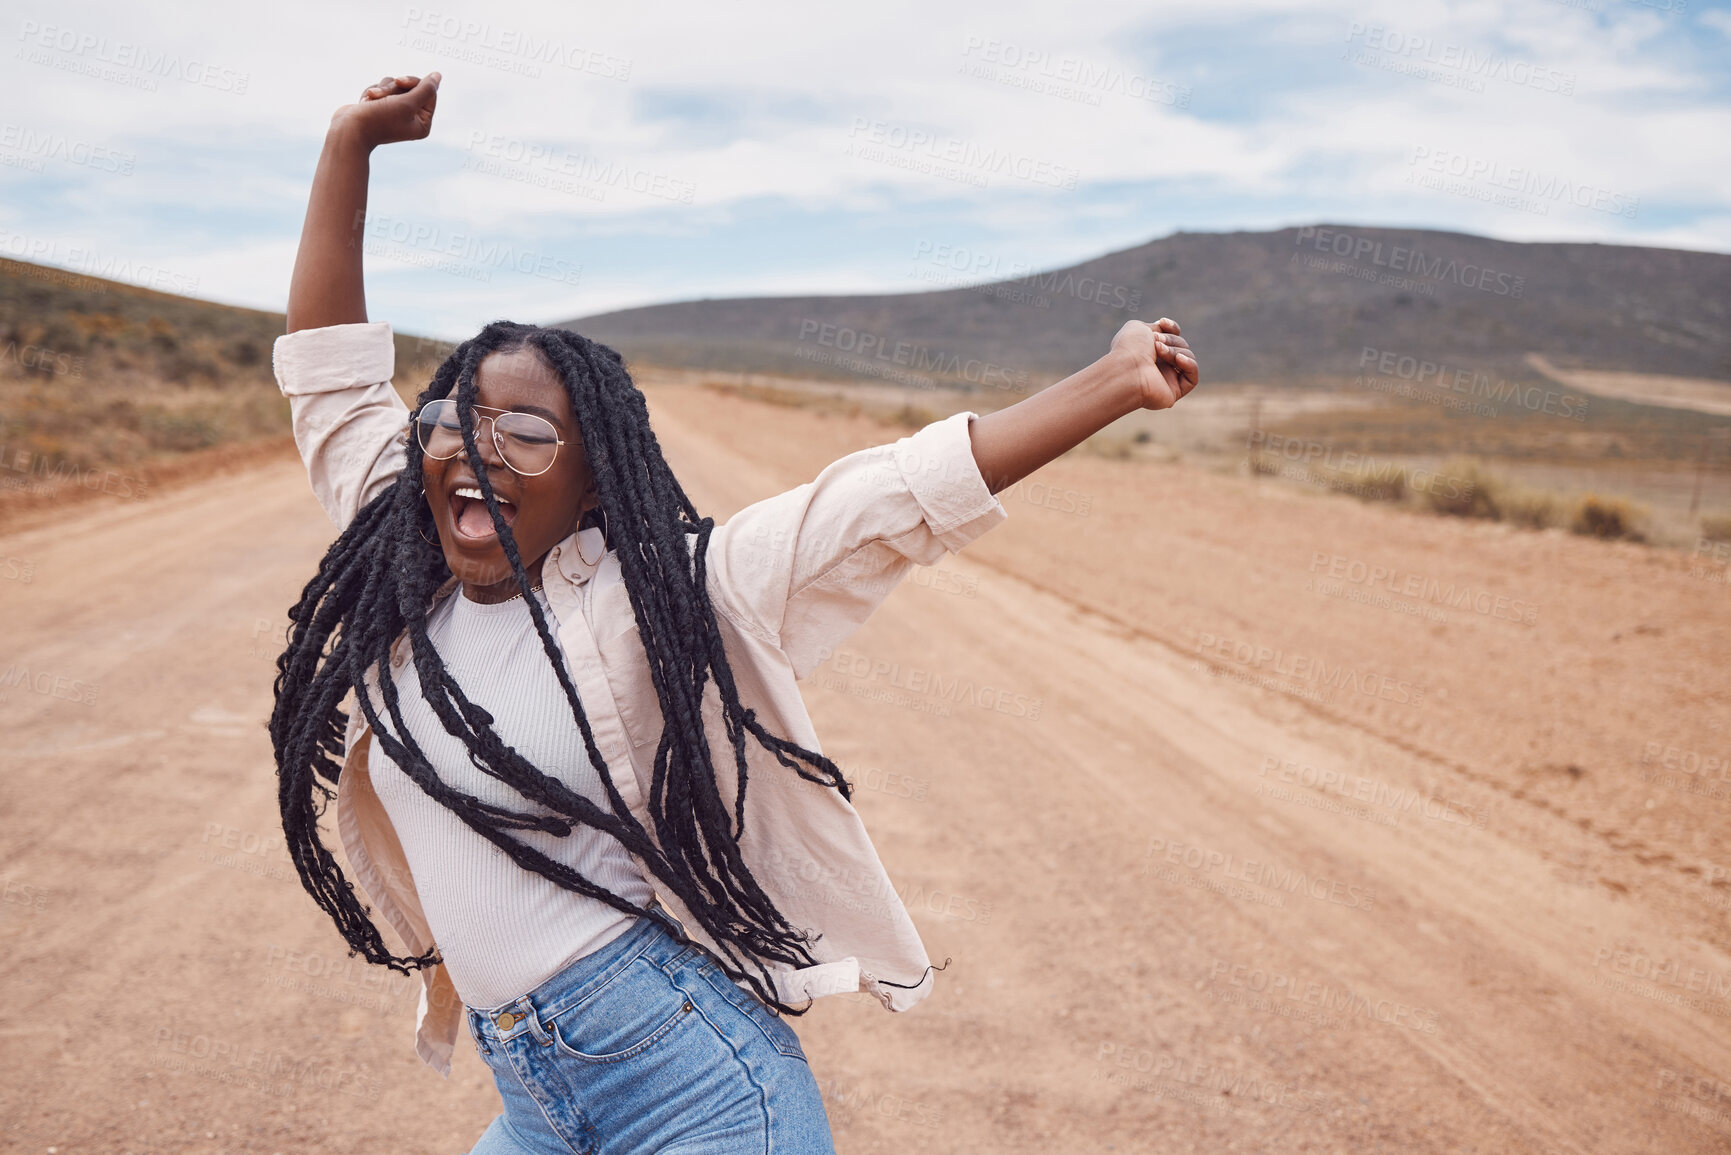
[332,72,441,149]
[1111,317,1201,410]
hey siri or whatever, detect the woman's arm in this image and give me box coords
[705,412,1005,678]
[704,319,1199,674]
[274,72,441,528]
[286,72,440,333]
[967,317,1199,493]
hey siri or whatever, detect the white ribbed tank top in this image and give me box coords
[366,585,652,1010]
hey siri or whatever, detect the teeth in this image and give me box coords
[453,485,516,507]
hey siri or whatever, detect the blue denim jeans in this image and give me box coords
[463,913,836,1154]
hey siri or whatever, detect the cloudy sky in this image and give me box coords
[2,0,1728,339]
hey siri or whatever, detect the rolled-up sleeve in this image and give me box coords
[272,322,410,530]
[705,411,1007,679]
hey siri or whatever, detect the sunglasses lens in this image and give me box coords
[416,400,463,459]
[415,400,560,475]
[493,413,560,475]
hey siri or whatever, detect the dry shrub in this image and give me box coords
[1701,513,1731,543]
[1417,457,1501,519]
[1569,494,1646,541]
[1497,488,1564,530]
[1413,457,1598,533]
[0,258,454,502]
[1249,456,1408,501]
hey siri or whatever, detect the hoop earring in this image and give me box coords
[576,504,608,566]
[419,487,440,546]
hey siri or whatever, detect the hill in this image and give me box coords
[559,225,1731,390]
[0,257,451,525]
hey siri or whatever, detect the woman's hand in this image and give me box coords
[967,314,1201,491]
[288,72,439,331]
[1111,317,1200,410]
[331,72,441,150]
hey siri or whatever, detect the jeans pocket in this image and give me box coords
[548,958,695,1064]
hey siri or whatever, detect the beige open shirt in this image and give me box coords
[272,322,1008,1076]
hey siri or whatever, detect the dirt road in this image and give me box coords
[2,380,1728,1154]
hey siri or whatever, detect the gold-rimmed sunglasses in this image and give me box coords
[414,399,566,477]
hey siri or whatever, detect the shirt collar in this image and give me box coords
[547,526,606,587]
[421,525,605,617]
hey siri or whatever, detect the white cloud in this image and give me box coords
[0,0,1725,334]
[1699,8,1731,39]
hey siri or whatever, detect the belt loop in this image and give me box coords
[467,1009,493,1056]
[516,999,555,1048]
[649,890,690,940]
[482,997,550,1046]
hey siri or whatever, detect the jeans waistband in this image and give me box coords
[465,910,696,1047]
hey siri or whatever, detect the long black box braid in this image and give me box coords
[269,322,852,1015]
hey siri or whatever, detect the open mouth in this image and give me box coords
[449,484,519,543]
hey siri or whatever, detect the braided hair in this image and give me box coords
[269,321,852,1014]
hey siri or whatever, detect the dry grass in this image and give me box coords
[1250,448,1652,542]
[1414,457,1648,541]
[1570,494,1646,541]
[699,380,939,430]
[0,256,452,522]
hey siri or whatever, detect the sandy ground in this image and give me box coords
[2,380,1729,1154]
